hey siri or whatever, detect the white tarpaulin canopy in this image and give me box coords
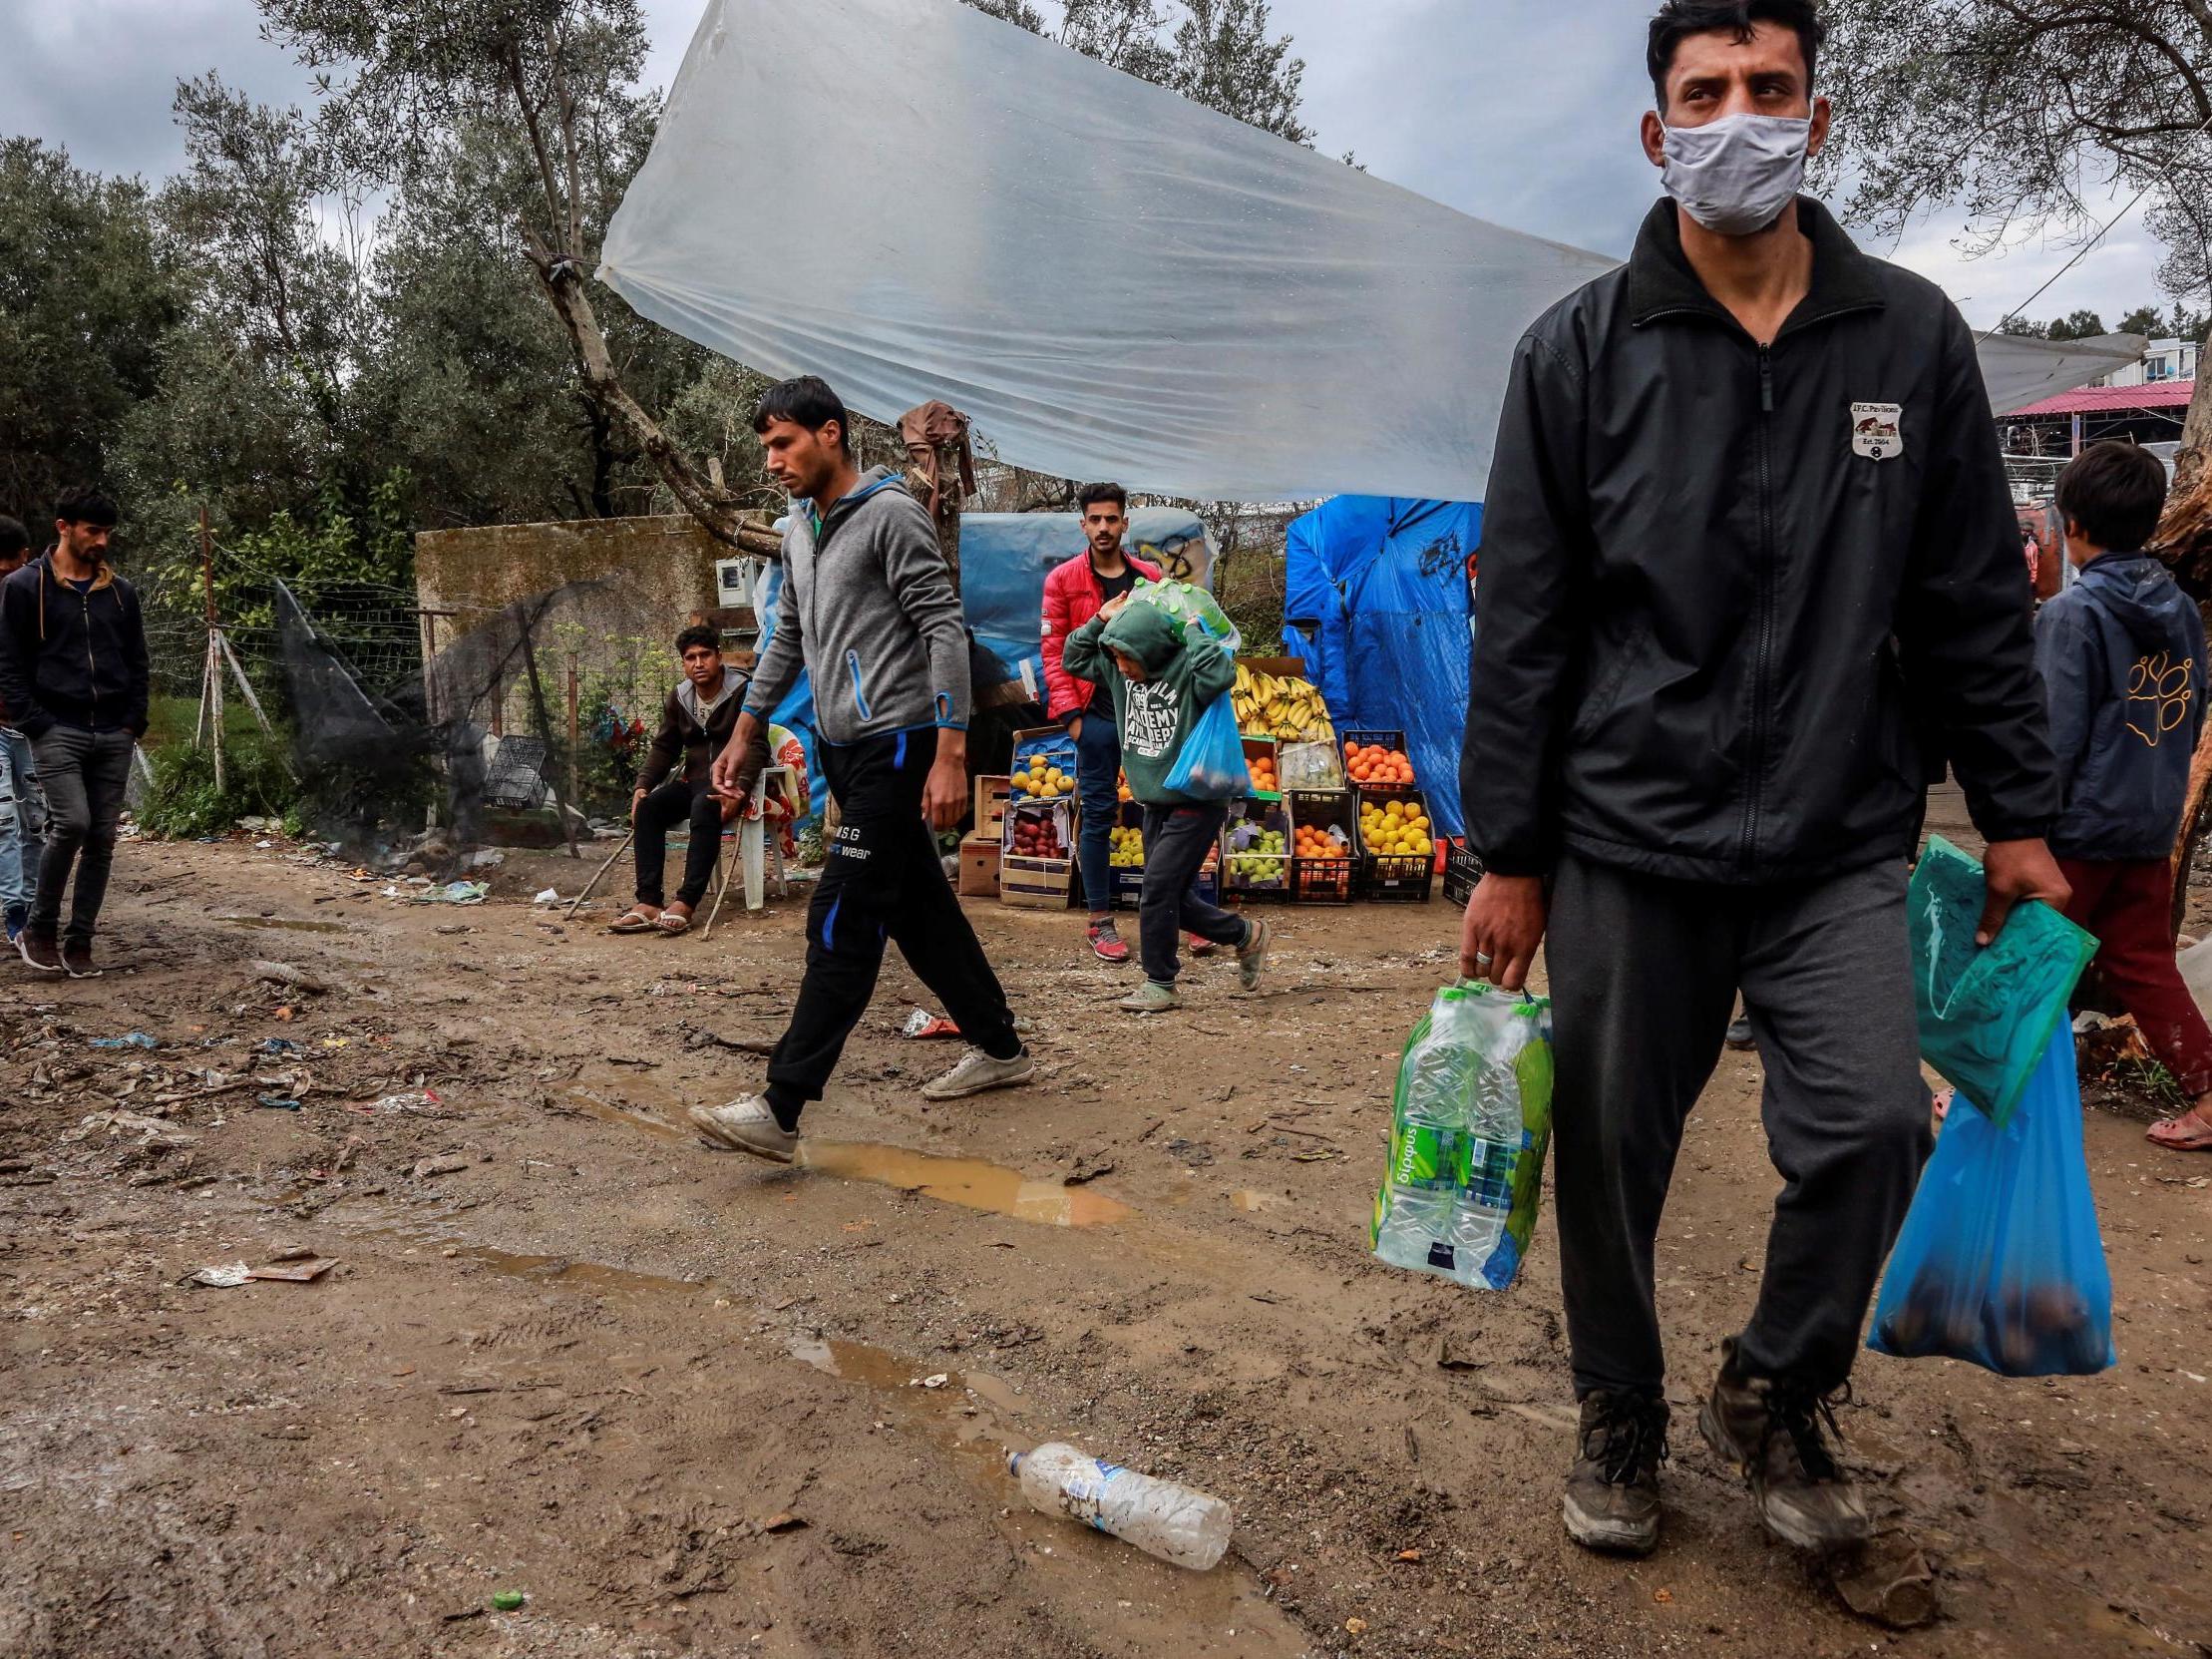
[1979,332,2148,415]
[601,0,2145,502]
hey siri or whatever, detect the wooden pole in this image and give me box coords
[2171,711,2212,938]
[565,659,581,819]
[199,506,224,792]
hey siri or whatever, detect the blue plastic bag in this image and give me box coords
[1867,1033,2115,1377]
[1911,835,2095,1127]
[1164,675,1252,800]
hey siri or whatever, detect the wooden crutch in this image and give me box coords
[563,828,633,921]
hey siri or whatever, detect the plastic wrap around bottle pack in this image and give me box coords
[1371,982,1554,1292]
[1868,1032,2115,1377]
[1126,579,1242,654]
[1911,835,2095,1127]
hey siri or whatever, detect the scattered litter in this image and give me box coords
[465,849,507,870]
[1010,1444,1231,1569]
[902,1009,963,1039]
[1395,1549,1422,1563]
[247,1258,336,1283]
[89,1033,160,1050]
[255,1094,303,1111]
[360,1090,446,1117]
[260,1037,301,1055]
[251,960,329,994]
[532,887,560,906]
[187,1263,253,1289]
[254,839,273,850]
[66,1110,197,1147]
[1345,1617,1368,1635]
[920,1374,949,1389]
[412,880,490,906]
[491,1590,526,1612]
[1827,1533,1938,1628]
[414,1154,471,1178]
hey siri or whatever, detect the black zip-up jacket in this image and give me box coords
[1461,198,2057,885]
[0,551,153,739]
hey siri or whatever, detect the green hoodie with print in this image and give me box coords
[1061,601,1240,805]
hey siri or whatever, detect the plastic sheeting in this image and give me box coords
[1284,497,1481,839]
[759,507,1213,818]
[1979,331,2147,416]
[599,0,1615,504]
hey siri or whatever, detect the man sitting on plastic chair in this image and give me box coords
[609,625,765,938]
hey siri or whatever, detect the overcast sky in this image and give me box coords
[2,0,2179,334]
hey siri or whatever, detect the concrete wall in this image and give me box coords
[414,514,724,643]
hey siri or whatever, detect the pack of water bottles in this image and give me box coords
[1370,981,1555,1292]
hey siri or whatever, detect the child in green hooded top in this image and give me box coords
[1062,592,1272,1011]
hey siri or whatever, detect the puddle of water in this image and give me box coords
[799,1140,1132,1228]
[213,914,348,934]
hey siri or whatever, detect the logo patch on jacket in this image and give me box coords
[2126,650,2195,746]
[1850,402,1903,461]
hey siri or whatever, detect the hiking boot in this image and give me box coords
[17,929,62,974]
[921,1046,1036,1101]
[1698,1339,1871,1551]
[62,942,102,980]
[1237,918,1273,991]
[687,1094,800,1164]
[1118,980,1181,1014]
[1725,1016,1755,1050]
[1086,920,1130,965]
[1562,1391,1669,1555]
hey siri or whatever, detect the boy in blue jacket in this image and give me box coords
[2037,440,2212,1151]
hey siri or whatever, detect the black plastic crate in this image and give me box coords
[1358,790,1437,903]
[1109,803,1221,911]
[1222,797,1291,903]
[1441,838,1485,908]
[1287,788,1360,906]
[1341,729,1419,800]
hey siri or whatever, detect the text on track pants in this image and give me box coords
[765,728,1020,1122]
[1544,853,1931,1397]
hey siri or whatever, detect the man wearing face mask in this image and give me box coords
[1459,0,2065,1558]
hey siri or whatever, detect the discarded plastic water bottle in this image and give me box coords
[1008,1443,1233,1569]
[1373,989,1478,1275]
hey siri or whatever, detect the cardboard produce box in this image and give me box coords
[957,832,1002,898]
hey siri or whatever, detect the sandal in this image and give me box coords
[655,908,693,936]
[2147,1108,2212,1151]
[608,908,660,934]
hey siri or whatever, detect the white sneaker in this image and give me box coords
[1237,919,1273,991]
[921,1047,1036,1101]
[687,1094,800,1164]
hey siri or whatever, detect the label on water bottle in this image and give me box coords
[1458,1135,1518,1211]
[1390,1123,1463,1193]
[1056,1458,1124,1530]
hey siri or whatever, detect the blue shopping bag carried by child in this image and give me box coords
[1867,1032,2115,1378]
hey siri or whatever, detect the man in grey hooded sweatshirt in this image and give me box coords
[692,377,1032,1163]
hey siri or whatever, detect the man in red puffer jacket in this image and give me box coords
[1041,483,1160,962]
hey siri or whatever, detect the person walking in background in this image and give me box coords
[692,376,1032,1164]
[1458,0,2066,1558]
[1042,483,1161,963]
[0,488,150,979]
[0,517,45,946]
[1062,592,1272,1011]
[608,624,764,938]
[2034,441,2212,1153]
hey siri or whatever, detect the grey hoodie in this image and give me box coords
[743,467,970,744]
[2036,551,2208,860]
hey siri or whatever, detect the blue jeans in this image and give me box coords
[1073,707,1122,920]
[0,726,45,919]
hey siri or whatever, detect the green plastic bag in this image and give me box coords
[1911,835,2095,1127]
[1369,982,1554,1291]
[1127,578,1241,653]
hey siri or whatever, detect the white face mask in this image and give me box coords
[1659,113,1811,236]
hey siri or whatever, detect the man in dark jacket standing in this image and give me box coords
[692,377,1032,1163]
[0,488,149,979]
[1459,0,2067,1557]
[2035,441,2212,1152]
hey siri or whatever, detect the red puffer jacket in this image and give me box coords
[1040,550,1162,720]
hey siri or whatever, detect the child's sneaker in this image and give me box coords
[1118,981,1181,1014]
[1237,919,1273,991]
[1185,932,1217,958]
[1086,920,1130,964]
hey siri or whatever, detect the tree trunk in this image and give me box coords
[527,249,781,558]
[2175,369,2212,499]
[2172,713,2212,938]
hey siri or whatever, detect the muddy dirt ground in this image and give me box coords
[4,796,2209,1658]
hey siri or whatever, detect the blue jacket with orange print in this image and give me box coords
[2036,551,2208,861]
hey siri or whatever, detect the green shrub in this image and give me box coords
[138,731,296,839]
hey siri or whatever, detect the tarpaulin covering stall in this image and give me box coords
[760,508,1213,819]
[1285,498,1481,839]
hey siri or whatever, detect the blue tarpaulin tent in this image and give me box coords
[1284,497,1480,838]
[763,507,1214,818]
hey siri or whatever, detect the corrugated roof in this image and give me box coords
[2006,379,2194,417]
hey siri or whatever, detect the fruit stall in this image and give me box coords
[964,660,1466,911]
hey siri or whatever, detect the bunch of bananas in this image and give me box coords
[1233,662,1335,744]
